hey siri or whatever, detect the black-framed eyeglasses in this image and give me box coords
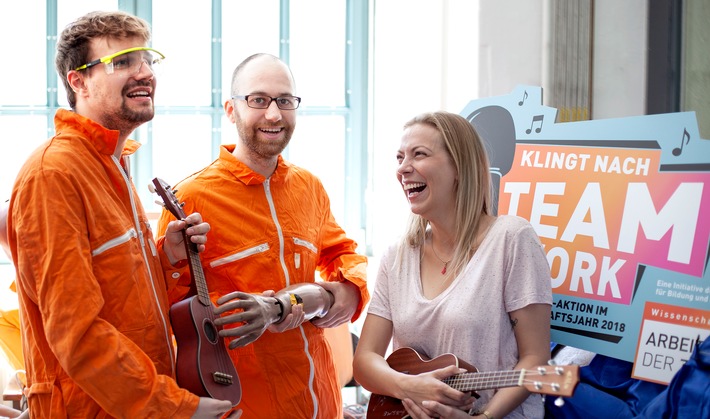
[232,94,301,110]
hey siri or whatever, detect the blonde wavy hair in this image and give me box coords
[398,111,493,279]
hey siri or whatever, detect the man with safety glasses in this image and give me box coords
[6,10,240,418]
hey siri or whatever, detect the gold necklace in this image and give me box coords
[430,240,452,275]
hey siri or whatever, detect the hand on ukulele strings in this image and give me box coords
[399,365,475,417]
[402,398,472,419]
[163,212,210,265]
[213,290,302,349]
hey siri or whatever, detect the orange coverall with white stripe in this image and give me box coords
[157,145,369,418]
[8,110,200,418]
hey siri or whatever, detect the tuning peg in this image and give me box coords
[147,183,156,193]
[554,397,565,407]
[154,200,165,207]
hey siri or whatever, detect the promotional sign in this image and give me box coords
[461,86,710,384]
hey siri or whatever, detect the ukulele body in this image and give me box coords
[170,295,241,405]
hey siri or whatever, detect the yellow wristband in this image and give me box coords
[481,411,494,419]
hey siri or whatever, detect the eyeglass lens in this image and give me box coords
[246,95,300,110]
[109,51,161,75]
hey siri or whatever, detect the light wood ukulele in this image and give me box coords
[152,177,241,406]
[367,347,579,418]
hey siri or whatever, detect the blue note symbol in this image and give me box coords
[672,128,690,156]
[518,90,528,106]
[525,115,544,134]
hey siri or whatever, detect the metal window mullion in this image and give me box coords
[212,0,223,159]
[46,0,58,135]
[345,0,369,252]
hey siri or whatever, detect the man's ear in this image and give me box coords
[66,70,87,95]
[224,99,237,123]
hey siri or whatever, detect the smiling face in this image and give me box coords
[69,36,157,137]
[225,55,297,171]
[396,122,458,222]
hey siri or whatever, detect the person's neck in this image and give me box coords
[429,222,455,250]
[232,145,278,178]
[113,137,128,159]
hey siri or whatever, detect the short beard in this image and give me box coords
[235,113,293,160]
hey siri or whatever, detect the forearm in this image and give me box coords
[272,283,334,323]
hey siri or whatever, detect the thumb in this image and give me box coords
[431,365,467,379]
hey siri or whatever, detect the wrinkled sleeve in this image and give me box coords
[317,207,369,322]
[12,170,198,418]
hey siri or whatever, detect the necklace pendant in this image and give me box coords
[441,263,447,275]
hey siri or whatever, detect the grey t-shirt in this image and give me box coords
[368,215,553,418]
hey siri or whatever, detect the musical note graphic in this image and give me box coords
[672,128,690,156]
[525,114,544,134]
[518,90,528,106]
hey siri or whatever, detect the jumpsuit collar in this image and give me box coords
[219,144,288,185]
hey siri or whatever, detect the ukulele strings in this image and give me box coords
[187,233,233,383]
[445,368,566,392]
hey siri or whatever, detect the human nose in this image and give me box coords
[134,60,155,79]
[397,158,412,176]
[264,99,282,121]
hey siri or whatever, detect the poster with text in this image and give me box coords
[461,86,710,384]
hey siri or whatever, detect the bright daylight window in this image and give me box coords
[0,0,369,263]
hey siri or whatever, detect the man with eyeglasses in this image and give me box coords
[6,10,240,419]
[156,53,370,418]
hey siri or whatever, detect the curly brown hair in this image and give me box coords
[56,10,152,108]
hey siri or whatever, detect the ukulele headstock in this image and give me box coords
[150,177,187,221]
[521,363,579,398]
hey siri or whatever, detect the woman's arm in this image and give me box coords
[478,303,552,419]
[353,314,473,415]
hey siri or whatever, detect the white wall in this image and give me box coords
[368,0,650,257]
[369,0,480,255]
[592,0,648,119]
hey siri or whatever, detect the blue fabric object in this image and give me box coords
[637,337,709,418]
[544,350,667,418]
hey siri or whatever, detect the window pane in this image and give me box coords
[287,115,346,222]
[290,0,346,106]
[221,0,280,98]
[149,114,214,212]
[0,115,52,200]
[0,0,46,105]
[152,0,212,106]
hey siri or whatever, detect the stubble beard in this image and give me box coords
[235,115,293,160]
[100,89,155,134]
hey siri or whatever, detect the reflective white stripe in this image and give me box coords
[263,179,290,287]
[210,243,269,268]
[299,324,318,419]
[92,229,136,257]
[264,178,318,417]
[113,155,175,376]
[293,237,318,254]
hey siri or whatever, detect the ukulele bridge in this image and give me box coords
[212,372,234,385]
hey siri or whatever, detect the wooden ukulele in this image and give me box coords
[151,177,241,406]
[367,347,579,418]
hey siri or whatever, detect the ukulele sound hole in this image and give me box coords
[203,320,218,344]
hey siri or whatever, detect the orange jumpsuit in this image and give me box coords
[157,145,369,418]
[8,109,199,418]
